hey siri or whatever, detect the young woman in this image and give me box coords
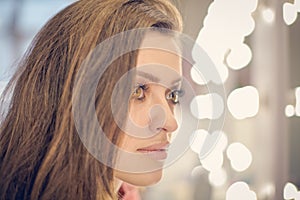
[0,0,183,199]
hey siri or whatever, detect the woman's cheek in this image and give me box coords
[129,103,150,127]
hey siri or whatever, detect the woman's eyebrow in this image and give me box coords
[136,71,182,86]
[171,79,182,90]
[136,71,160,82]
[171,77,182,85]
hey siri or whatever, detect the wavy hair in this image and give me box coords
[0,0,182,199]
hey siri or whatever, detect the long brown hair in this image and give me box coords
[0,0,182,199]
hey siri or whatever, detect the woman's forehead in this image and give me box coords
[136,48,182,72]
[135,33,182,87]
[136,32,182,74]
[139,31,181,55]
[134,64,182,89]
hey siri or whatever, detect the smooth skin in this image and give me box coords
[115,32,182,187]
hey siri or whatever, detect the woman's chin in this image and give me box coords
[115,169,163,187]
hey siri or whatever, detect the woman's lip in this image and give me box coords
[137,142,170,160]
[137,142,170,151]
[137,149,168,160]
[136,149,168,152]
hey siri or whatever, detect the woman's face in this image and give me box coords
[115,32,182,186]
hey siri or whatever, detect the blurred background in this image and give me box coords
[0,0,299,199]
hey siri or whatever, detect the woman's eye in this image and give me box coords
[132,84,147,100]
[166,90,183,104]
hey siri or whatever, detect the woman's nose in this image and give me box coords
[148,91,178,134]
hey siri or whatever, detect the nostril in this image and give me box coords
[148,105,166,130]
[148,103,178,134]
[157,127,167,132]
[149,121,164,134]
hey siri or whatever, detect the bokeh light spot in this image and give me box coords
[226,182,257,200]
[283,3,298,25]
[284,182,300,200]
[226,142,252,172]
[227,86,259,120]
[262,8,275,23]
[190,93,224,120]
[208,168,227,187]
[285,105,295,117]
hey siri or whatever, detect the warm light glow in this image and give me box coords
[294,193,300,199]
[285,105,295,117]
[226,182,257,200]
[296,87,300,116]
[199,131,228,172]
[192,40,229,84]
[283,3,298,25]
[296,0,300,11]
[208,168,227,187]
[218,131,228,152]
[190,66,207,85]
[226,44,253,70]
[246,0,259,12]
[190,129,208,154]
[262,8,275,23]
[190,93,224,119]
[201,148,224,172]
[227,86,259,120]
[217,63,229,83]
[191,165,205,177]
[195,0,257,84]
[284,182,300,200]
[226,142,253,172]
[260,183,275,198]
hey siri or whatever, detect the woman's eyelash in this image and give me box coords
[173,89,184,95]
[132,84,184,104]
[132,83,149,101]
[167,89,184,104]
[137,83,148,91]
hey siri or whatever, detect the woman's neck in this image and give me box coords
[114,178,123,193]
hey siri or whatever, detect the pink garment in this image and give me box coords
[118,182,142,200]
